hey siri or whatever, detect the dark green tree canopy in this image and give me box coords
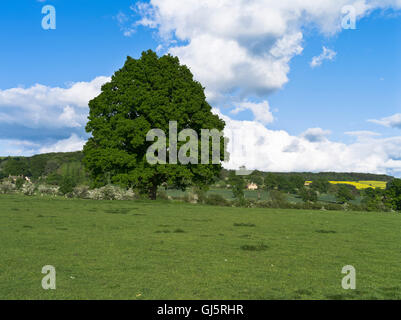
[336,184,355,204]
[386,178,401,211]
[300,187,318,203]
[83,50,226,199]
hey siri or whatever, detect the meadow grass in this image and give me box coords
[0,194,400,300]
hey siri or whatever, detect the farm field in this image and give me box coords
[304,181,387,190]
[0,194,400,300]
[329,181,387,190]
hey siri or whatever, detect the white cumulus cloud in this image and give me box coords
[301,128,331,142]
[135,0,401,100]
[230,100,274,125]
[217,111,401,175]
[0,76,110,128]
[369,113,401,129]
[39,134,86,154]
[310,46,337,68]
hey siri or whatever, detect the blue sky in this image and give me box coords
[1,0,401,175]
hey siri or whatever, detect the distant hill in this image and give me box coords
[219,169,393,182]
[0,151,87,184]
[0,151,394,184]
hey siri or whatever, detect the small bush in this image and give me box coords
[73,185,89,199]
[254,201,273,208]
[15,177,25,190]
[22,183,35,196]
[323,203,343,211]
[0,180,15,194]
[181,191,199,203]
[157,189,169,200]
[233,199,256,208]
[37,184,59,196]
[59,176,76,195]
[88,185,135,201]
[204,194,230,206]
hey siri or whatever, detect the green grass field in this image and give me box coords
[1,194,400,300]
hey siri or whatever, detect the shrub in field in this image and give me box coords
[228,173,246,201]
[183,192,198,204]
[266,190,291,208]
[204,194,230,206]
[59,176,76,195]
[87,188,103,200]
[156,189,169,200]
[22,183,36,196]
[73,185,90,199]
[88,185,135,201]
[336,184,355,203]
[299,187,318,203]
[233,198,255,208]
[15,177,25,190]
[305,202,324,210]
[192,186,207,203]
[0,180,15,194]
[120,188,136,200]
[181,193,191,203]
[37,184,59,196]
[100,185,118,200]
[254,200,273,208]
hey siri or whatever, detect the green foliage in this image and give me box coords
[287,175,305,192]
[250,171,264,187]
[263,173,304,193]
[361,187,386,211]
[336,184,355,204]
[2,158,30,176]
[250,171,264,200]
[0,181,15,194]
[0,152,87,183]
[300,187,318,202]
[220,169,393,186]
[156,189,169,200]
[264,173,278,191]
[385,178,401,211]
[21,183,35,196]
[83,50,225,199]
[15,177,25,190]
[228,173,246,200]
[59,176,76,195]
[46,173,64,185]
[204,194,229,206]
[269,190,287,206]
[310,179,330,194]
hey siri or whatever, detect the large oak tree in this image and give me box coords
[83,50,226,199]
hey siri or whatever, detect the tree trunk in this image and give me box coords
[148,184,157,200]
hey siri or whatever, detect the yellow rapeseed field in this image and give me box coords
[330,181,387,189]
[358,181,387,189]
[305,180,387,190]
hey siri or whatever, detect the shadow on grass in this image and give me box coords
[240,243,268,251]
